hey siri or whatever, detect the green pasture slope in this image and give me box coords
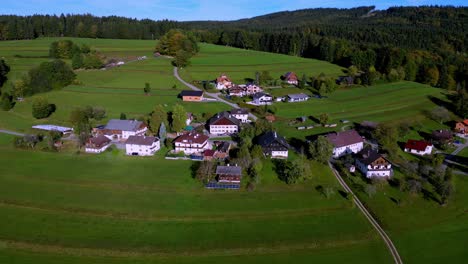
[179,43,344,84]
[0,38,229,132]
[0,134,390,263]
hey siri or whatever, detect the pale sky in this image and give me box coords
[1,0,466,21]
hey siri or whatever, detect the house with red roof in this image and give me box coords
[174,132,211,155]
[454,120,468,136]
[216,74,233,90]
[326,130,364,158]
[281,72,299,85]
[208,112,241,135]
[404,140,433,156]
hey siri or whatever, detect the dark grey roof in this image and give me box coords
[180,90,203,97]
[231,108,249,115]
[217,141,231,152]
[356,147,388,166]
[126,136,158,146]
[326,130,363,148]
[257,131,290,149]
[105,119,144,132]
[209,111,241,126]
[216,165,242,176]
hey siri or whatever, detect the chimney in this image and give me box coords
[274,131,277,138]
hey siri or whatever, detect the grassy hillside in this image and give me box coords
[0,38,229,132]
[0,134,391,263]
[179,43,344,84]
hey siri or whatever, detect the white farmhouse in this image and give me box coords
[287,93,310,103]
[216,74,233,90]
[326,130,364,158]
[252,92,273,105]
[125,136,160,156]
[208,112,241,135]
[85,135,112,154]
[230,108,249,123]
[174,132,211,155]
[257,131,290,159]
[97,119,147,140]
[355,147,393,178]
[404,140,433,156]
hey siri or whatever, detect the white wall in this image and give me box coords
[271,150,288,158]
[210,125,238,135]
[126,141,160,156]
[85,144,111,154]
[333,142,364,158]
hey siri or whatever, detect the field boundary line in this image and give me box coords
[328,162,403,264]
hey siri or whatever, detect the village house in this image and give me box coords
[227,86,246,97]
[326,130,364,158]
[96,119,147,140]
[208,111,241,135]
[204,141,231,161]
[174,132,210,155]
[180,90,204,102]
[245,84,263,94]
[454,120,468,136]
[281,72,299,85]
[216,74,233,90]
[216,165,242,184]
[125,136,160,156]
[257,131,290,158]
[252,92,273,105]
[85,135,112,154]
[355,147,393,178]
[230,108,249,123]
[404,140,433,155]
[286,93,310,103]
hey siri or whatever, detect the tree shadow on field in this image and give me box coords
[418,131,432,141]
[190,162,201,179]
[338,190,349,200]
[421,188,440,204]
[428,95,455,112]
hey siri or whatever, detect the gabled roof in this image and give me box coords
[216,165,242,176]
[357,147,389,166]
[253,92,272,100]
[326,130,363,148]
[405,140,432,151]
[204,149,216,157]
[217,141,231,152]
[174,132,209,144]
[216,74,231,83]
[126,136,158,146]
[209,111,241,126]
[257,131,290,149]
[180,90,204,97]
[230,108,249,115]
[104,119,145,132]
[283,72,298,80]
[463,120,468,126]
[87,135,111,147]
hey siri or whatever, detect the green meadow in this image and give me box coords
[0,38,466,263]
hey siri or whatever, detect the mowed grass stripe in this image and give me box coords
[0,238,378,258]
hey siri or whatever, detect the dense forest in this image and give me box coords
[0,6,467,114]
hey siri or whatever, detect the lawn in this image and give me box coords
[179,43,344,85]
[0,38,230,132]
[0,136,391,263]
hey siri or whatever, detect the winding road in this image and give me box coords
[329,162,403,264]
[173,67,258,121]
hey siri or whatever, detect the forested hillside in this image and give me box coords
[1,6,467,113]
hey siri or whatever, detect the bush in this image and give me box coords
[26,60,76,96]
[0,92,14,111]
[32,97,55,119]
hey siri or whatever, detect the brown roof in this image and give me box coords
[126,136,158,146]
[326,130,363,148]
[405,140,432,151]
[87,135,111,148]
[174,132,209,144]
[209,112,241,126]
[216,74,231,83]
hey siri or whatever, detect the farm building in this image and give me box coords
[216,74,233,90]
[125,136,160,156]
[454,120,468,136]
[174,132,210,155]
[180,90,204,102]
[326,130,364,158]
[230,108,249,123]
[355,147,393,178]
[257,131,290,158]
[216,165,242,184]
[208,112,241,135]
[32,125,73,134]
[96,119,147,140]
[281,72,298,85]
[287,93,310,102]
[404,140,433,156]
[85,135,112,154]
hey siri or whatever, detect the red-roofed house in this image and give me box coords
[216,74,233,90]
[281,72,299,85]
[404,140,433,156]
[174,132,211,155]
[454,120,468,136]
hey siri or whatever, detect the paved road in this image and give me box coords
[450,140,468,156]
[328,162,404,264]
[173,67,258,121]
[0,129,24,136]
